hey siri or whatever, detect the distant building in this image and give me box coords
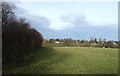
[113,43,116,45]
[55,41,60,43]
[102,42,104,44]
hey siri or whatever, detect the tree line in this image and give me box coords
[43,38,119,48]
[2,2,43,68]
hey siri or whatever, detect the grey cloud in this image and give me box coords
[61,14,88,27]
[55,14,118,40]
[14,7,52,33]
[60,14,117,32]
[59,14,90,32]
[14,6,118,40]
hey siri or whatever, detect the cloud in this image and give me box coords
[48,14,118,40]
[14,7,52,32]
[14,6,118,40]
[60,14,93,31]
[49,14,88,30]
[59,14,117,32]
[49,18,72,30]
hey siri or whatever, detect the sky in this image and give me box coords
[14,2,118,41]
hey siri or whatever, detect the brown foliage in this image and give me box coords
[2,2,43,68]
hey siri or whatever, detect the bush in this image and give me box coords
[2,2,43,68]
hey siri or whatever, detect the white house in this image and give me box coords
[55,41,60,43]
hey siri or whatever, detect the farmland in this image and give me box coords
[3,47,118,74]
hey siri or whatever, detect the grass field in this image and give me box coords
[4,47,118,74]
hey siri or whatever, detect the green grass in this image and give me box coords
[4,47,118,74]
